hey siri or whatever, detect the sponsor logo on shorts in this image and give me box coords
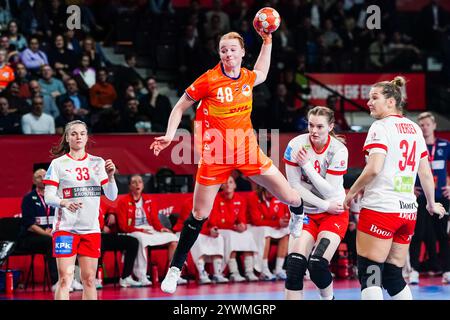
[302,215,309,225]
[369,224,392,237]
[63,186,101,198]
[399,200,417,210]
[399,212,417,220]
[55,235,73,254]
[334,223,341,230]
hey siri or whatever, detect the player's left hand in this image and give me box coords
[427,202,447,219]
[105,159,116,178]
[294,147,310,167]
[344,191,355,211]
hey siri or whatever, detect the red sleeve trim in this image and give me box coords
[101,178,109,185]
[362,143,388,152]
[420,151,428,159]
[283,158,299,167]
[326,169,347,176]
[43,179,59,187]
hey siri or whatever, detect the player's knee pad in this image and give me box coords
[285,253,307,291]
[382,263,406,296]
[308,255,332,289]
[183,213,207,232]
[357,255,384,290]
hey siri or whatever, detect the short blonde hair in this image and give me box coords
[417,111,435,123]
[219,32,244,49]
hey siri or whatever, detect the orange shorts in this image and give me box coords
[52,231,101,258]
[303,211,350,240]
[196,148,273,186]
[357,208,416,244]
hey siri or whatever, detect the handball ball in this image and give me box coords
[253,7,281,34]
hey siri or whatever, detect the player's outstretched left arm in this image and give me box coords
[253,30,272,86]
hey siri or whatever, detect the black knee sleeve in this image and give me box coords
[382,263,406,296]
[285,253,307,291]
[289,202,304,215]
[308,255,332,289]
[357,255,384,290]
[170,213,207,269]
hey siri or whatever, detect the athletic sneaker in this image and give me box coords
[198,271,212,284]
[442,272,450,284]
[409,270,419,285]
[177,277,188,285]
[229,272,246,282]
[161,266,181,294]
[139,277,152,287]
[71,279,83,291]
[245,272,259,282]
[119,276,142,288]
[289,212,304,238]
[212,274,229,283]
[275,270,287,280]
[259,270,276,281]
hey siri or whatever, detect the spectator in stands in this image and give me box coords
[73,54,97,95]
[64,29,82,56]
[205,0,230,34]
[38,65,66,99]
[17,0,49,37]
[21,95,55,134]
[116,174,182,286]
[204,13,225,40]
[18,168,59,291]
[46,34,77,82]
[113,53,142,97]
[7,20,27,52]
[209,176,259,282]
[28,80,60,119]
[325,94,351,132]
[419,0,449,52]
[99,201,142,287]
[148,0,175,15]
[0,49,14,92]
[139,77,172,133]
[4,81,31,115]
[20,36,49,74]
[387,31,422,71]
[54,98,81,135]
[173,195,229,284]
[322,19,343,50]
[80,36,102,71]
[89,68,117,111]
[269,83,294,131]
[91,107,122,133]
[409,112,450,285]
[121,97,151,133]
[0,1,12,33]
[15,63,32,99]
[247,186,289,281]
[306,0,324,29]
[46,0,67,37]
[368,32,389,71]
[0,96,21,134]
[57,78,90,121]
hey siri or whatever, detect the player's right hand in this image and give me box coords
[150,135,172,156]
[427,202,447,219]
[61,200,83,213]
[328,201,345,215]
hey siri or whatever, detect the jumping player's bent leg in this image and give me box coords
[249,165,304,237]
[384,242,413,300]
[161,183,221,294]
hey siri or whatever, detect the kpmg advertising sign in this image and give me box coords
[306,73,426,111]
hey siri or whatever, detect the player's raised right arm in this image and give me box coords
[150,93,195,156]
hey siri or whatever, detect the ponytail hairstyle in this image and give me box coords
[372,76,406,113]
[307,106,346,144]
[51,120,88,157]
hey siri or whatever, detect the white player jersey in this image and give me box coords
[284,134,348,214]
[361,115,428,213]
[43,153,108,234]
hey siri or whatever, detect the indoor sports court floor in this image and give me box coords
[1,276,449,300]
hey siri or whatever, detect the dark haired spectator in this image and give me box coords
[57,78,90,120]
[0,1,12,32]
[139,77,171,132]
[17,0,49,37]
[54,98,81,135]
[5,81,31,115]
[46,34,78,80]
[20,37,48,74]
[73,54,96,95]
[15,63,32,99]
[121,97,150,133]
[113,53,142,97]
[7,20,28,52]
[0,96,21,134]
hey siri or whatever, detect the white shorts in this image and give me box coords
[218,229,258,262]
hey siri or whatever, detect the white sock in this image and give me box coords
[228,258,239,274]
[391,285,412,300]
[319,282,334,300]
[213,258,223,276]
[285,289,304,300]
[275,258,285,273]
[244,255,254,274]
[196,258,205,274]
[361,286,383,300]
[262,259,270,272]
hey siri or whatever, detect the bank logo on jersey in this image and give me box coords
[63,186,101,198]
[241,84,251,96]
[55,235,73,255]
